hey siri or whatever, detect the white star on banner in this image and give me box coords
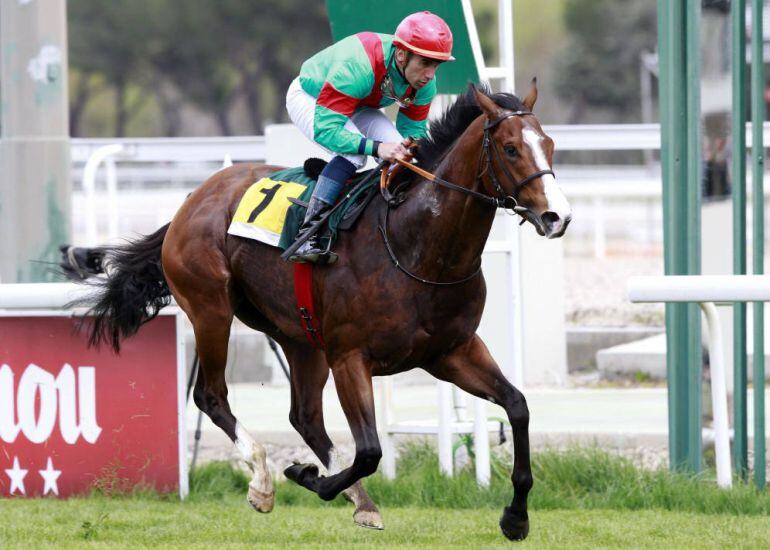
[39,457,62,496]
[5,456,28,495]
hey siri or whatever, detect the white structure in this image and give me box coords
[627,274,770,488]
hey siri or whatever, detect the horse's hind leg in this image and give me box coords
[190,324,274,513]
[281,342,383,529]
[165,268,274,512]
[424,334,532,541]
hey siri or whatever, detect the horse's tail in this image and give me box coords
[78,223,172,352]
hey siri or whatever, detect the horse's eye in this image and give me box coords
[504,145,518,158]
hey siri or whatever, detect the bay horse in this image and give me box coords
[82,83,571,541]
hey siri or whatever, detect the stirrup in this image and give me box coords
[289,250,338,265]
[289,239,338,265]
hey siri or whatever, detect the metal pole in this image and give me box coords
[684,0,703,474]
[0,0,71,282]
[657,0,702,472]
[750,0,765,489]
[731,0,749,478]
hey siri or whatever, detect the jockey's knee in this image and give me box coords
[337,153,366,170]
[314,156,359,205]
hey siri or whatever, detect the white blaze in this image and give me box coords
[522,128,571,219]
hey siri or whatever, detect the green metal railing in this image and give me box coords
[657,0,703,473]
[732,0,749,480]
[750,0,765,490]
[659,0,765,483]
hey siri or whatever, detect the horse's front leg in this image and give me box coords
[425,334,532,541]
[282,342,383,529]
[284,350,381,502]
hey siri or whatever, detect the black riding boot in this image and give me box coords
[289,197,338,264]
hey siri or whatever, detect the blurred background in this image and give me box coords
[2,0,769,474]
[60,0,670,331]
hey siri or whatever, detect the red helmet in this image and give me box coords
[394,11,454,62]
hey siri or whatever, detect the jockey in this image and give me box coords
[286,11,454,263]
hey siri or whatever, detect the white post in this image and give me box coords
[82,143,124,246]
[700,302,732,488]
[105,157,119,242]
[625,274,770,489]
[380,378,396,479]
[175,311,189,499]
[473,398,491,486]
[437,381,453,476]
[452,385,469,421]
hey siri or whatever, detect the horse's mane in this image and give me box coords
[414,84,526,171]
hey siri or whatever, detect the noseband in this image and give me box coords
[378,110,555,286]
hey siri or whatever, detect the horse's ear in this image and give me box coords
[471,84,500,119]
[522,77,538,111]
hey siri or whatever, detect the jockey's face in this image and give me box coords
[396,49,442,89]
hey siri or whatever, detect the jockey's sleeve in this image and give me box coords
[313,62,377,156]
[396,79,437,141]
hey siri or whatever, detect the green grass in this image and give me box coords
[257,444,770,515]
[1,500,769,548]
[2,446,770,548]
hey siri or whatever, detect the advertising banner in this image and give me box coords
[0,313,187,498]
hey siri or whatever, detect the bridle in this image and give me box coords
[378,110,555,286]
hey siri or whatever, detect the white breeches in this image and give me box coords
[285,77,403,169]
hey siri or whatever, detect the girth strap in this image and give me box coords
[293,263,325,348]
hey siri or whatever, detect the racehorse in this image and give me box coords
[81,83,571,541]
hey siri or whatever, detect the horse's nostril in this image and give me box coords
[541,211,560,230]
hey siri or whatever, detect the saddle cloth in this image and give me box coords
[227,163,379,250]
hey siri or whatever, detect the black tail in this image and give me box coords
[77,223,172,352]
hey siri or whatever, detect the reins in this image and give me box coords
[378,110,555,286]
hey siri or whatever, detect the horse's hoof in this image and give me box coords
[284,463,319,491]
[247,484,274,513]
[353,509,384,530]
[499,506,529,541]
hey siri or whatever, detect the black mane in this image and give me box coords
[414,85,526,170]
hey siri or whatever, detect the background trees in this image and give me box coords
[67,0,330,136]
[552,0,657,123]
[67,0,657,137]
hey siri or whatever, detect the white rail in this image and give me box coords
[380,379,494,484]
[71,136,267,163]
[627,274,770,488]
[0,283,96,309]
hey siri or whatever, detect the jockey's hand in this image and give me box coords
[377,142,411,163]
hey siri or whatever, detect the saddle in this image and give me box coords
[275,159,381,249]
